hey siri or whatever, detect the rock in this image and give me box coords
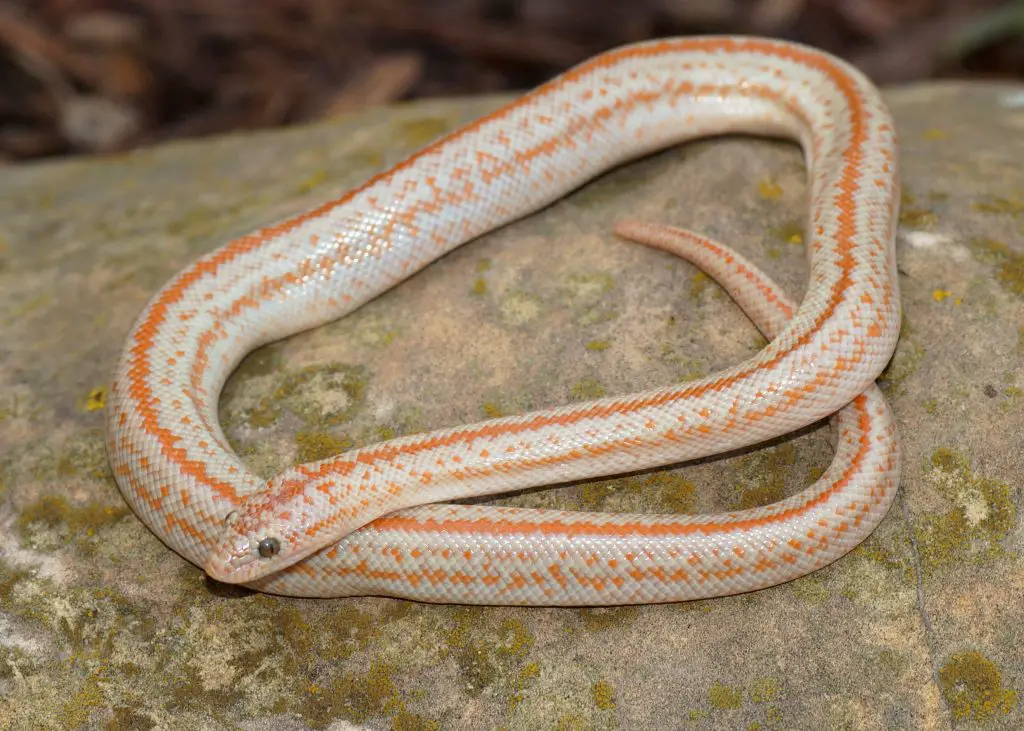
[0,82,1022,728]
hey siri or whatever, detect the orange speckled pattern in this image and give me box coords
[106,36,901,605]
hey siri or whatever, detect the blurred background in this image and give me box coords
[1,0,1022,162]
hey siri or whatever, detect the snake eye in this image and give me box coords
[257,537,281,558]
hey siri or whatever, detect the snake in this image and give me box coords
[106,35,901,605]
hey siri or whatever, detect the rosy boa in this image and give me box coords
[106,36,902,605]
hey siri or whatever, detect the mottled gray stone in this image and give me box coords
[0,81,1022,729]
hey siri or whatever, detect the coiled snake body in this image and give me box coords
[107,36,901,604]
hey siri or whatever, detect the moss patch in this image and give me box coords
[971,195,1024,217]
[570,377,605,401]
[294,430,354,464]
[578,606,638,632]
[734,442,798,510]
[245,363,368,429]
[592,679,616,710]
[749,677,780,703]
[900,187,939,228]
[709,682,743,710]
[17,494,129,552]
[498,290,543,326]
[969,237,1024,297]
[578,472,696,514]
[879,320,924,397]
[562,272,617,326]
[53,431,114,482]
[394,117,453,147]
[689,270,711,301]
[914,447,1016,573]
[938,651,1018,721]
[770,220,804,245]
[441,608,538,707]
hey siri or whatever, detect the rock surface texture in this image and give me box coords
[1,82,1022,729]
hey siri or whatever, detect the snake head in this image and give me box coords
[203,471,355,584]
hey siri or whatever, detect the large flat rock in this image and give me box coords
[1,80,1022,729]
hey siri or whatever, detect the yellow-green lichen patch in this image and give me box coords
[0,562,32,608]
[232,347,285,379]
[938,651,1018,721]
[0,386,37,424]
[508,661,541,710]
[741,676,786,730]
[311,659,441,729]
[49,430,114,483]
[789,574,830,604]
[879,321,924,397]
[294,169,328,195]
[354,315,400,348]
[304,659,408,728]
[164,197,261,245]
[79,386,107,412]
[757,177,783,200]
[899,188,939,228]
[577,477,623,511]
[478,392,535,422]
[686,708,708,724]
[394,117,454,147]
[471,258,492,296]
[689,270,711,301]
[771,220,805,245]
[0,644,37,684]
[968,237,1024,297]
[899,207,939,228]
[0,579,161,727]
[17,494,129,554]
[854,524,917,587]
[498,289,543,326]
[972,195,1024,217]
[914,447,1016,573]
[732,442,798,511]
[105,708,158,730]
[577,471,695,514]
[709,682,744,710]
[555,714,587,731]
[161,596,420,725]
[592,679,616,710]
[244,363,368,429]
[748,677,780,703]
[219,347,285,427]
[658,344,715,384]
[0,292,54,326]
[60,672,108,729]
[365,403,428,444]
[578,606,638,632]
[649,472,697,513]
[570,377,605,401]
[563,272,614,305]
[294,430,354,464]
[442,608,537,704]
[562,272,617,326]
[586,339,611,352]
[340,149,386,175]
[481,401,504,418]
